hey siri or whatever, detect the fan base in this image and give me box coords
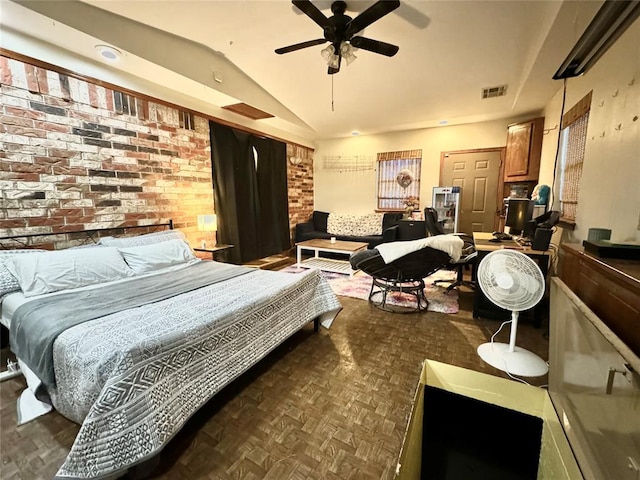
[477,342,549,377]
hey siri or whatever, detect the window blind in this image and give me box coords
[376,150,422,210]
[559,112,589,222]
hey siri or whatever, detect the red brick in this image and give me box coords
[5,106,45,120]
[10,162,51,173]
[35,67,49,95]
[51,208,83,217]
[125,151,149,159]
[68,110,97,122]
[0,219,26,229]
[0,57,12,85]
[51,165,87,175]
[88,83,99,108]
[24,64,39,93]
[33,121,71,133]
[0,115,34,127]
[28,216,65,227]
[5,172,40,181]
[53,224,85,233]
[5,126,47,138]
[47,149,78,158]
[45,96,71,107]
[105,88,114,111]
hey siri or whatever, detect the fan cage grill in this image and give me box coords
[477,250,544,311]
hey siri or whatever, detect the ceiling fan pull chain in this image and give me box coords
[331,75,335,112]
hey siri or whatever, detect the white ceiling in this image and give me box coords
[3,0,603,141]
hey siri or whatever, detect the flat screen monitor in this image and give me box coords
[506,199,535,235]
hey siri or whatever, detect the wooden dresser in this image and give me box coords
[558,243,640,356]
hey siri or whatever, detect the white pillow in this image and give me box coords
[5,247,135,297]
[99,229,186,248]
[0,249,46,301]
[118,239,197,274]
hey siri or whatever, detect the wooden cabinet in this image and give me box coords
[504,117,544,182]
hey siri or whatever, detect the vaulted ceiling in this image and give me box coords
[2,0,603,140]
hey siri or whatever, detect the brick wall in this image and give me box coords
[286,144,314,244]
[0,55,315,251]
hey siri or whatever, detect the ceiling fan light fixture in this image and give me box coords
[278,0,400,75]
[340,41,357,66]
[321,44,335,61]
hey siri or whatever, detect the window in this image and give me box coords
[179,110,195,130]
[376,150,422,211]
[113,91,137,116]
[557,91,592,223]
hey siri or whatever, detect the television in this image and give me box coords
[505,199,535,235]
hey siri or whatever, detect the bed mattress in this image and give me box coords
[9,261,341,480]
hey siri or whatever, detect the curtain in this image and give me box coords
[251,136,290,258]
[209,121,289,264]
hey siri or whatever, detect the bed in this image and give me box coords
[0,226,342,479]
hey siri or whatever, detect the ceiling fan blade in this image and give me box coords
[292,0,330,29]
[275,38,327,54]
[350,36,399,57]
[346,0,400,37]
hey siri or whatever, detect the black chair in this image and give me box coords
[350,246,451,313]
[424,207,477,292]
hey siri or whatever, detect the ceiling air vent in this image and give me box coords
[481,85,508,99]
[222,103,274,120]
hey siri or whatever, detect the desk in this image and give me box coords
[472,232,551,327]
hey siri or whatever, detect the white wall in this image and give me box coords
[315,20,639,245]
[314,117,534,214]
[539,19,640,244]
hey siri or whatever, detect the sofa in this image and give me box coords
[295,211,403,249]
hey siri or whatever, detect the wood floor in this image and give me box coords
[0,284,549,480]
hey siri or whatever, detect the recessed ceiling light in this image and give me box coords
[439,120,449,125]
[351,131,360,136]
[94,45,121,62]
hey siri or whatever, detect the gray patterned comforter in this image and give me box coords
[40,265,340,479]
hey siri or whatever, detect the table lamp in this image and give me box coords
[197,214,217,248]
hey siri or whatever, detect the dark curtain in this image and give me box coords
[251,136,290,258]
[209,121,290,264]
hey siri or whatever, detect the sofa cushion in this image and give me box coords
[312,211,330,232]
[327,213,384,237]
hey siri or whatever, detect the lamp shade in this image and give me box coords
[197,214,217,232]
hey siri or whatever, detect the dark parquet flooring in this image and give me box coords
[0,284,549,480]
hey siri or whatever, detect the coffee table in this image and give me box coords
[295,239,369,276]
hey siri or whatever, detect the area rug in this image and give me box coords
[280,266,459,314]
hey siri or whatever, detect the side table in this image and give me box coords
[193,244,233,261]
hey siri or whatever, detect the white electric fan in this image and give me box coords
[476,249,549,377]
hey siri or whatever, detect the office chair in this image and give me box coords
[424,207,477,292]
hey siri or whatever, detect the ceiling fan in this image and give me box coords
[275,0,400,74]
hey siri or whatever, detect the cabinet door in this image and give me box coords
[505,122,532,178]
